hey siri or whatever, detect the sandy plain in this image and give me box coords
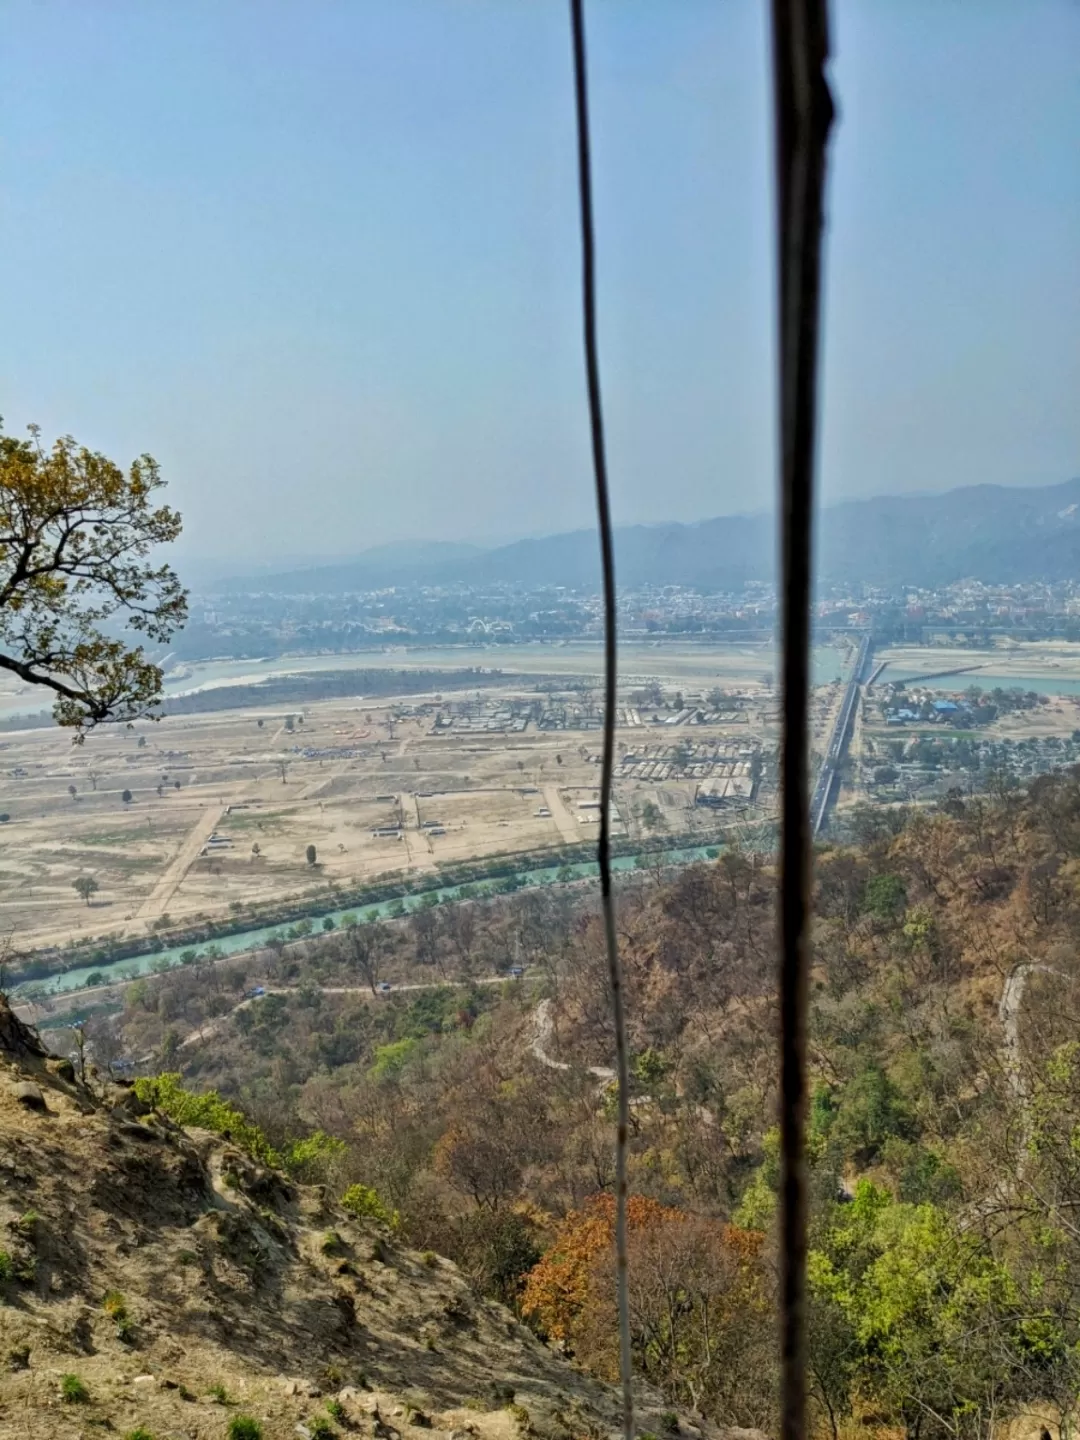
[0,644,838,951]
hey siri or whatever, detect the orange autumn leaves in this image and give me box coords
[521,1194,770,1410]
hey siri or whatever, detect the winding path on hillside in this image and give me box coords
[528,998,615,1082]
[179,974,509,1051]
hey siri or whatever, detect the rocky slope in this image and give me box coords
[0,1003,710,1440]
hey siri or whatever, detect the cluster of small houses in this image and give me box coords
[431,706,530,734]
[884,696,963,726]
[614,740,760,808]
[426,695,753,737]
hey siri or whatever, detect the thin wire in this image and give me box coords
[569,5,633,1440]
[769,4,834,1440]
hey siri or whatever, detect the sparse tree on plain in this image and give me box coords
[251,842,261,860]
[306,844,317,867]
[0,423,186,730]
[68,784,77,800]
[121,788,133,804]
[73,876,99,906]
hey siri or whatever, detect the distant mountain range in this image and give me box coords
[220,477,1080,594]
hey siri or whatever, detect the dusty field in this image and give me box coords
[0,662,806,950]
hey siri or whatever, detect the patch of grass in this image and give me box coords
[508,1405,531,1431]
[124,1428,157,1440]
[325,1400,347,1422]
[7,1344,29,1371]
[0,1250,12,1281]
[660,1413,680,1433]
[309,1419,337,1440]
[61,1373,90,1404]
[14,1210,40,1238]
[227,1418,264,1440]
[103,1289,135,1342]
[321,1229,344,1255]
[177,1249,199,1266]
[208,1382,233,1404]
[420,1250,438,1268]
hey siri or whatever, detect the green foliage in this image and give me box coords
[227,1419,264,1440]
[632,1047,671,1089]
[61,1373,89,1403]
[340,1183,398,1230]
[0,423,186,729]
[308,1419,337,1440]
[124,1429,156,1440]
[134,1073,342,1179]
[15,1210,39,1238]
[0,1250,12,1281]
[809,1182,1028,1434]
[862,871,907,920]
[281,1131,346,1182]
[830,1064,913,1161]
[208,1382,233,1404]
[135,1073,277,1164]
[371,1037,420,1079]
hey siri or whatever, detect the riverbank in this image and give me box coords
[10,831,746,999]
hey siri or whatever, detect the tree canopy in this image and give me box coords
[0,422,186,731]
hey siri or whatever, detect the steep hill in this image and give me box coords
[0,1003,711,1440]
[228,477,1080,594]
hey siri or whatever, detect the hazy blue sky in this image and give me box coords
[3,1,1078,564]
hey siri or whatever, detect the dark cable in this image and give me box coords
[769,4,835,1440]
[569,5,633,1440]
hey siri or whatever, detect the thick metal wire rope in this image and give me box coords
[569,5,634,1440]
[770,4,834,1440]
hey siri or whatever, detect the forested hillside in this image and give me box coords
[90,769,1080,1438]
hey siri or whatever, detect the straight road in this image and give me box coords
[543,785,580,844]
[125,805,225,936]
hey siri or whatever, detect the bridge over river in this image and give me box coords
[811,633,872,836]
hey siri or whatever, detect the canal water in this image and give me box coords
[18,844,726,999]
[891,671,1080,698]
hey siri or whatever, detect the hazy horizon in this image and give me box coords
[4,0,1078,564]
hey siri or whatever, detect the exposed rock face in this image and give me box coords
[9,1080,47,1111]
[0,997,49,1059]
[0,1015,718,1440]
